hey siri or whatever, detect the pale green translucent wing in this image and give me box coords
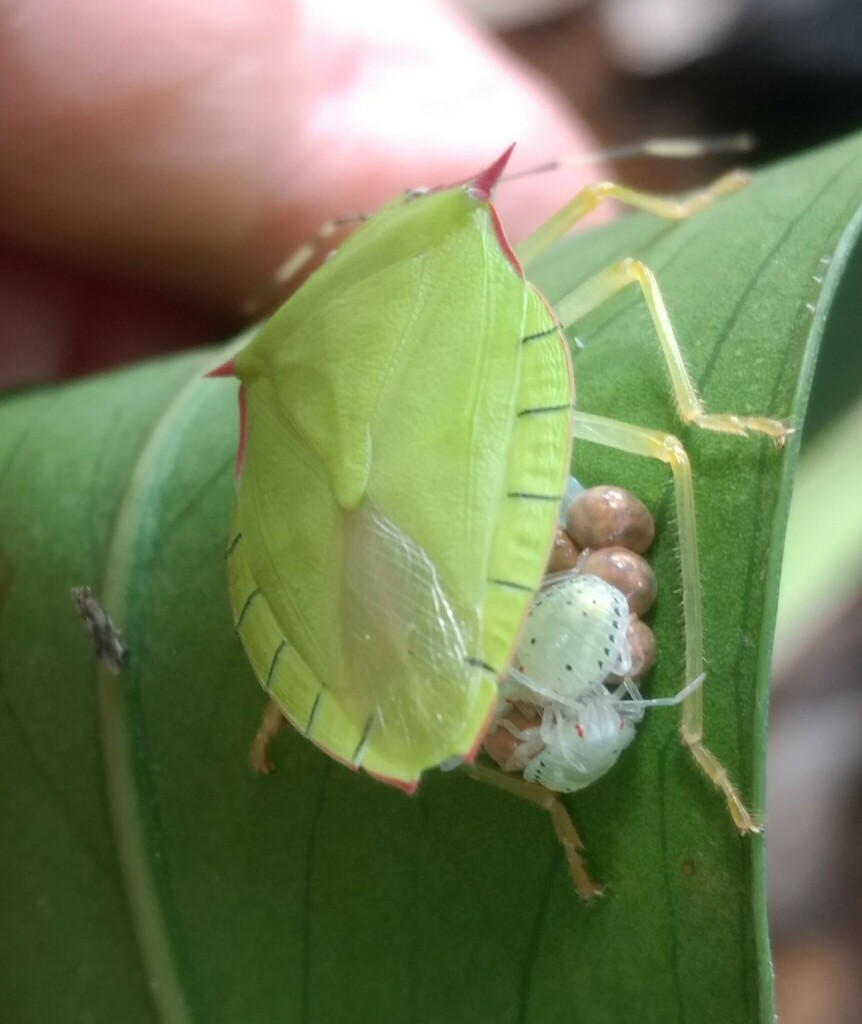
[230,184,572,784]
[228,517,420,781]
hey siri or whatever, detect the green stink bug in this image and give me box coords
[214,149,571,790]
[211,145,787,894]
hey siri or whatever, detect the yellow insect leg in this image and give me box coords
[271,213,369,289]
[552,258,789,442]
[571,411,758,834]
[463,762,603,900]
[517,170,789,441]
[516,172,748,267]
[243,212,370,314]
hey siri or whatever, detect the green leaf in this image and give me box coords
[2,132,861,1024]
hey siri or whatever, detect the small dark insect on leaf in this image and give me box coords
[70,585,127,674]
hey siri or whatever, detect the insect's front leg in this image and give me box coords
[243,211,370,314]
[516,171,749,267]
[245,184,435,314]
[553,260,789,443]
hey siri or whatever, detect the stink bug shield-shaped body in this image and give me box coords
[219,148,573,789]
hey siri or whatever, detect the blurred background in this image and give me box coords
[454,1,862,1021]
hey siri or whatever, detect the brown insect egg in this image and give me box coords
[482,706,542,770]
[580,547,657,616]
[547,527,581,573]
[628,618,657,679]
[566,485,655,554]
[609,616,657,682]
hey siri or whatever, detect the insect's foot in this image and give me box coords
[249,739,276,774]
[562,849,605,901]
[574,877,606,902]
[713,168,751,196]
[730,803,762,836]
[694,413,790,443]
[714,778,761,836]
[684,736,761,836]
[735,415,791,445]
[772,422,794,450]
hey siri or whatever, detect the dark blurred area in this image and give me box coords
[465,1,862,1021]
[495,0,862,181]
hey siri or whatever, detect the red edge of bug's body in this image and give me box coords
[205,357,236,378]
[465,144,515,202]
[368,680,499,793]
[234,386,248,479]
[464,144,523,277]
[488,205,522,277]
[367,770,419,796]
[205,358,247,478]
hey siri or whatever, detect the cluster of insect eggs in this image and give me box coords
[482,482,659,793]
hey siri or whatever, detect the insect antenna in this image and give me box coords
[501,133,755,183]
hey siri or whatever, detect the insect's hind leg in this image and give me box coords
[516,171,748,267]
[551,258,788,443]
[571,410,758,834]
[463,762,603,899]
